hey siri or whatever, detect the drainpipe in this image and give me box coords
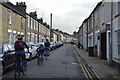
[25,17,27,42]
[37,23,39,43]
[87,21,88,51]
[109,1,113,64]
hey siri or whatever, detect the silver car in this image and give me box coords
[25,42,37,60]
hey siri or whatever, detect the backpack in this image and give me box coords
[38,46,45,52]
[14,40,24,50]
[44,41,50,47]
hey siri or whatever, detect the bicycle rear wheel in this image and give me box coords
[37,57,40,65]
[14,64,20,79]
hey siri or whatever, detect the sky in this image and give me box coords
[9,0,101,34]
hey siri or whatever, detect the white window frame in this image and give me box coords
[102,5,105,24]
[117,31,120,59]
[13,34,16,43]
[34,20,36,30]
[8,33,12,44]
[36,21,38,31]
[31,18,33,29]
[31,33,34,43]
[95,11,98,26]
[8,9,12,24]
[27,16,30,28]
[118,1,120,14]
[91,14,93,29]
[28,33,30,42]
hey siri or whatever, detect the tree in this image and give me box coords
[73,31,77,36]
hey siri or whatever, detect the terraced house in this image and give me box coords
[0,1,51,44]
[0,2,26,44]
[26,11,39,43]
[77,0,120,72]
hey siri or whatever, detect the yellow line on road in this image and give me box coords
[72,45,96,80]
[73,50,89,79]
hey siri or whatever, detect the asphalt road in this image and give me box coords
[3,44,86,79]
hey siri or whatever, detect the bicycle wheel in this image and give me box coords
[37,56,40,65]
[21,70,26,76]
[14,64,20,79]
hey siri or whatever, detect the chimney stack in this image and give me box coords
[16,2,26,13]
[29,11,37,19]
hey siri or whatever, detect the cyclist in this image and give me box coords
[36,44,45,64]
[14,35,29,71]
[44,39,50,59]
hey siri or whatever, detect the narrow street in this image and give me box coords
[3,44,86,79]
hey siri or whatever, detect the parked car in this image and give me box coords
[25,42,37,60]
[34,43,41,48]
[0,44,15,71]
[50,42,55,51]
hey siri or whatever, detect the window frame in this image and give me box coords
[8,9,12,24]
[117,31,120,56]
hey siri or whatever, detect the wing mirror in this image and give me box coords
[31,45,34,49]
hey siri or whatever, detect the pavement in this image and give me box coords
[73,45,120,79]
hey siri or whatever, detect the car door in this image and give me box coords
[7,44,15,65]
[31,45,36,57]
[0,44,3,61]
[2,44,11,68]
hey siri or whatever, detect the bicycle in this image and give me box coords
[44,47,50,60]
[37,52,44,65]
[14,54,27,79]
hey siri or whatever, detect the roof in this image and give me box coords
[2,2,26,18]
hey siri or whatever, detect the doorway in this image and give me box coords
[100,32,107,60]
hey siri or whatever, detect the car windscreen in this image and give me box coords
[34,43,40,47]
[8,45,14,51]
[26,43,31,47]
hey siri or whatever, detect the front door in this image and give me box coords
[100,32,107,60]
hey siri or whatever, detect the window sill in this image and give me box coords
[114,14,120,18]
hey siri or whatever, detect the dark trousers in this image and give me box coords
[37,52,44,63]
[15,53,27,71]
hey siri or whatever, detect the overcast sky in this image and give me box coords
[9,0,101,34]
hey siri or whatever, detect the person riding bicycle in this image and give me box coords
[36,44,45,64]
[14,35,29,71]
[44,39,50,57]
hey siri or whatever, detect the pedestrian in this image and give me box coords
[44,39,50,59]
[36,44,45,64]
[14,35,29,71]
[77,42,81,49]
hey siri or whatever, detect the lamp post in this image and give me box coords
[50,13,53,42]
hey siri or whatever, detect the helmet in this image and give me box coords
[18,35,23,40]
